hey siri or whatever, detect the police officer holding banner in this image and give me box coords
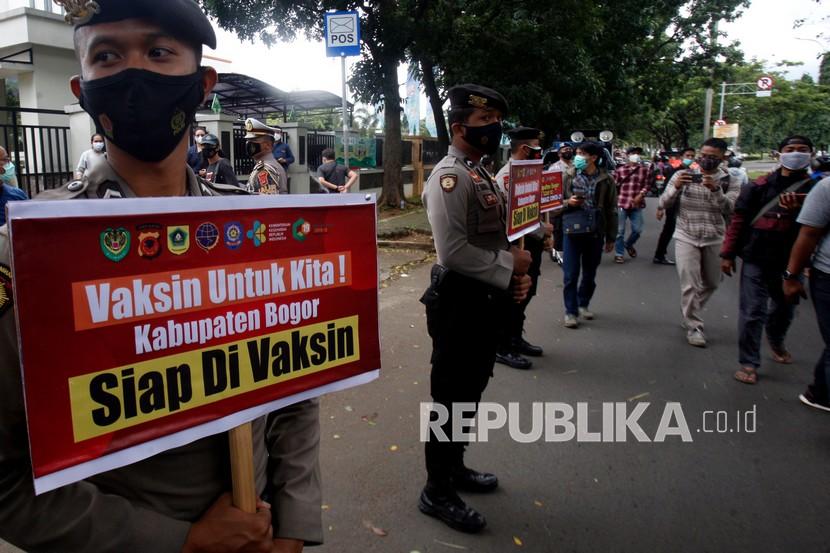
[0,1,321,551]
[245,117,288,195]
[494,127,549,370]
[420,84,532,533]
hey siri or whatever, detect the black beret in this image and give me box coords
[507,127,542,141]
[448,84,509,115]
[56,0,217,49]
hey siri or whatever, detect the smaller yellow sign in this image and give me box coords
[713,124,739,139]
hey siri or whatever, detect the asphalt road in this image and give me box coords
[3,203,827,552]
[315,202,828,553]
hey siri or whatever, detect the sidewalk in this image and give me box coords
[377,207,431,236]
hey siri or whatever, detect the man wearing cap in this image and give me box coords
[419,83,532,533]
[722,134,818,385]
[552,143,576,179]
[245,118,287,195]
[0,2,322,551]
[493,127,549,370]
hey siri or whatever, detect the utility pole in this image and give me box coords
[702,19,719,140]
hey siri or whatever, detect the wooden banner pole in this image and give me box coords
[229,422,257,513]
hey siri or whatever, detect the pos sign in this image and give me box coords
[324,10,361,57]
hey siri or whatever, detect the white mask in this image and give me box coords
[275,133,283,142]
[92,141,105,152]
[779,151,811,171]
[628,154,641,164]
[195,135,204,144]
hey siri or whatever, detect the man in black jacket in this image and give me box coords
[721,135,817,385]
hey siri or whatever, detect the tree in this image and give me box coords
[408,0,748,148]
[199,0,417,207]
[820,52,830,86]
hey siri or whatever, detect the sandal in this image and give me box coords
[770,346,793,364]
[733,366,758,385]
[614,256,625,264]
[626,246,637,258]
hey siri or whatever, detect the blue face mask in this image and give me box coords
[573,154,588,172]
[0,162,15,182]
[682,158,694,167]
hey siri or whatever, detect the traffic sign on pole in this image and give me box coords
[324,10,361,170]
[324,11,361,57]
[756,75,774,91]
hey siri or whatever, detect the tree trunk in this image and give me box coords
[380,57,403,208]
[420,57,449,151]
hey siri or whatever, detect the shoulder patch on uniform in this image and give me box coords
[440,174,458,192]
[0,264,13,317]
[200,176,249,196]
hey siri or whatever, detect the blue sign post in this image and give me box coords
[325,11,361,169]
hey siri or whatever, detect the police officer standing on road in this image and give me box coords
[494,127,550,370]
[0,1,321,551]
[245,117,287,194]
[419,84,532,533]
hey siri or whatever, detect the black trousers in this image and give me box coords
[504,235,544,348]
[423,269,508,488]
[654,203,678,260]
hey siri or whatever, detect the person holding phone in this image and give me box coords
[659,138,741,347]
[721,135,817,385]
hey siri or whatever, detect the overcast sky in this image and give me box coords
[204,0,830,109]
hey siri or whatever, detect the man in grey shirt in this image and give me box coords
[784,175,830,412]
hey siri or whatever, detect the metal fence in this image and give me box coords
[0,107,72,197]
[306,132,335,171]
[232,127,255,176]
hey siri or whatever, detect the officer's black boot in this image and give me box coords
[419,482,487,533]
[451,467,499,493]
[495,348,532,370]
[516,336,543,357]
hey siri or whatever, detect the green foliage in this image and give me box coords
[820,52,830,86]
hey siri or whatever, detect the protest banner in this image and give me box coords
[506,159,543,242]
[7,194,381,495]
[540,169,565,213]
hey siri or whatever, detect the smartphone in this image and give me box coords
[690,173,703,184]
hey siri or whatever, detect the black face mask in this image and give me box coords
[246,141,263,158]
[462,122,502,156]
[697,156,721,172]
[201,148,217,160]
[80,68,205,163]
[559,151,574,161]
[525,145,543,160]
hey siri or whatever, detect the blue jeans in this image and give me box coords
[615,208,644,256]
[563,233,604,316]
[738,261,795,369]
[808,269,830,402]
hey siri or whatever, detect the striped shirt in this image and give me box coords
[658,168,741,247]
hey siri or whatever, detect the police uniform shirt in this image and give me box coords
[0,159,323,551]
[247,154,287,195]
[423,145,513,289]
